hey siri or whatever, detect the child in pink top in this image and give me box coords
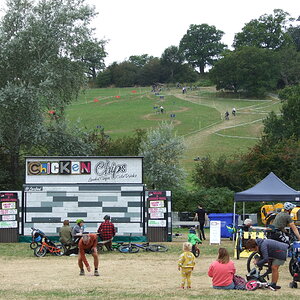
[208,248,236,289]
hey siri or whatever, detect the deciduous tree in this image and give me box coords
[179,24,227,73]
[233,9,293,50]
[139,122,185,190]
[0,0,103,186]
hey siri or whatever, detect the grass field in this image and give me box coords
[0,230,298,300]
[65,86,281,172]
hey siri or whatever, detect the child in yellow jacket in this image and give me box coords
[178,242,196,289]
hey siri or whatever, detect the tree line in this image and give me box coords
[97,9,300,98]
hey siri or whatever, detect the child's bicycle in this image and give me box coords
[34,236,65,257]
[246,268,276,291]
[192,242,201,258]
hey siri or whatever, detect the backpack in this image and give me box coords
[233,274,247,290]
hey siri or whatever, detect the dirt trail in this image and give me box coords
[141,106,190,125]
[172,93,245,149]
[172,92,278,149]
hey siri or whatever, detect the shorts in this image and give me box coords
[272,258,285,266]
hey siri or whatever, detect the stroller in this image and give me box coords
[289,241,300,288]
[30,227,57,251]
[30,227,46,249]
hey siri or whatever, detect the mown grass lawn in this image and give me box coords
[0,230,298,300]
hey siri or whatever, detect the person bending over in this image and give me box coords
[245,238,288,290]
[78,234,99,276]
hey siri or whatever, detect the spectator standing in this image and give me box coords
[97,215,116,251]
[208,248,236,289]
[194,204,207,240]
[78,234,99,276]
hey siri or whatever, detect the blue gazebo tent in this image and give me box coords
[233,172,300,226]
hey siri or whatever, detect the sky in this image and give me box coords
[0,0,299,66]
[87,0,299,66]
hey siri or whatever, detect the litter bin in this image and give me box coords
[208,213,239,238]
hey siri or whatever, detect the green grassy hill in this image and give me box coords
[66,86,281,173]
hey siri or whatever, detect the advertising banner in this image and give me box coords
[25,157,143,184]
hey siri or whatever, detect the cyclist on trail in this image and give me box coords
[271,202,300,243]
[245,238,289,290]
[225,111,229,120]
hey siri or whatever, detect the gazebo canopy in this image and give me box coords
[234,172,300,202]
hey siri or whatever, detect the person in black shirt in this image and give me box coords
[194,204,207,240]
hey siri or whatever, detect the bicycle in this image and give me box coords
[226,224,248,259]
[289,241,300,288]
[34,238,65,257]
[97,239,123,252]
[235,226,244,260]
[246,268,275,291]
[118,234,168,253]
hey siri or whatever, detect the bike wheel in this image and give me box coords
[30,242,39,250]
[193,247,200,258]
[119,245,139,253]
[236,237,242,260]
[34,245,47,257]
[148,244,168,252]
[246,280,259,291]
[247,251,260,272]
[289,258,297,276]
[54,244,65,256]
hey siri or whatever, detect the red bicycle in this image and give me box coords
[34,238,65,257]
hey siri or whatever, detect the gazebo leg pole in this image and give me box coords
[233,201,236,243]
